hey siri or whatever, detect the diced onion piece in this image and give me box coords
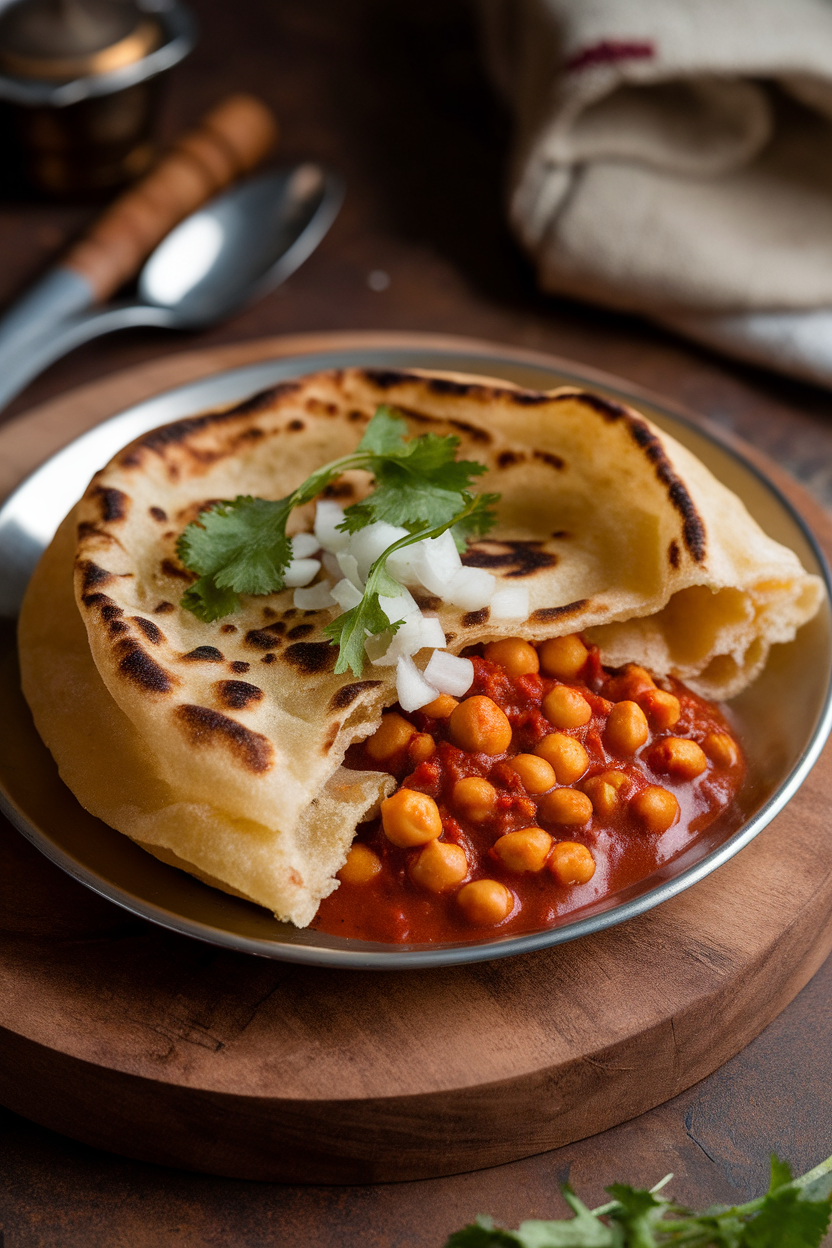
[283,558,320,587]
[396,654,439,712]
[321,551,342,580]
[378,586,421,626]
[336,550,363,589]
[291,531,320,558]
[424,650,474,697]
[350,522,410,581]
[490,585,530,620]
[314,501,350,553]
[293,580,335,609]
[443,566,496,610]
[370,615,447,666]
[364,632,392,663]
[407,531,463,595]
[331,577,363,611]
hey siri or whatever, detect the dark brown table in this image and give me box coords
[2,1,832,1243]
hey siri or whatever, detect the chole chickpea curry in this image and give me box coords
[18,368,823,942]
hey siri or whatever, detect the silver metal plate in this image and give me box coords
[1,343,831,968]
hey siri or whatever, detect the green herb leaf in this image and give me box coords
[741,1188,830,1248]
[176,405,499,627]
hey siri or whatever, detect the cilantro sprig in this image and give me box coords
[176,406,495,624]
[445,1151,832,1248]
[324,490,498,677]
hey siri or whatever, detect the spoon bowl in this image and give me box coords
[0,164,344,409]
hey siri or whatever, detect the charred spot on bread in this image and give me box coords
[626,419,706,562]
[131,616,165,645]
[411,592,440,611]
[282,641,337,674]
[230,660,250,673]
[287,624,315,640]
[149,506,167,522]
[533,449,565,470]
[531,600,589,622]
[174,704,273,773]
[262,653,277,663]
[215,680,264,710]
[288,419,305,431]
[221,623,238,634]
[115,639,176,692]
[462,608,490,627]
[245,626,285,649]
[93,486,129,522]
[154,601,175,613]
[463,540,557,578]
[79,561,114,591]
[322,721,341,752]
[329,680,383,711]
[160,557,195,582]
[183,646,224,662]
[669,540,681,568]
[497,450,526,468]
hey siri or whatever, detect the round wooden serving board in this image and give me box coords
[2,331,832,1184]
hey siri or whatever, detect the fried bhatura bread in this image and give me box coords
[17,368,823,924]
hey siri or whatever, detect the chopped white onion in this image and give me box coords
[424,650,474,697]
[314,501,350,553]
[291,531,320,559]
[293,580,335,610]
[336,550,363,589]
[369,614,447,666]
[321,551,342,580]
[331,577,363,611]
[283,558,320,587]
[378,586,421,626]
[350,521,409,581]
[406,530,463,595]
[490,585,530,620]
[396,654,439,712]
[442,566,496,610]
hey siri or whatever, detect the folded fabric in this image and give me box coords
[480,0,832,387]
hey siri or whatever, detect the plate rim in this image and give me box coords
[2,336,831,969]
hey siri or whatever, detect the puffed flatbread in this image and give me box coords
[18,368,823,925]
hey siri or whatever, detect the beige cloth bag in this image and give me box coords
[481,0,832,386]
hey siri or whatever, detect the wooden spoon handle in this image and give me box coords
[63,94,279,302]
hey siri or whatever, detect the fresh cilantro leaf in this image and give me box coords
[325,491,493,677]
[176,405,500,630]
[445,1215,524,1247]
[354,405,409,454]
[741,1188,830,1248]
[325,562,404,678]
[452,491,501,549]
[180,575,241,623]
[768,1154,794,1194]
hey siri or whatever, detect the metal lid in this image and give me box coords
[0,0,161,81]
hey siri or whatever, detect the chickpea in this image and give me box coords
[453,776,498,824]
[534,733,589,784]
[542,685,592,729]
[702,732,740,769]
[423,693,458,719]
[538,634,589,681]
[605,700,649,755]
[549,842,596,886]
[410,840,468,893]
[449,696,512,755]
[408,733,436,764]
[381,788,443,848]
[484,637,540,677]
[603,664,656,703]
[649,737,708,780]
[338,844,382,884]
[631,785,679,833]
[538,787,593,826]
[509,753,556,794]
[366,712,416,762]
[493,827,553,873]
[457,879,513,925]
[639,688,681,730]
[583,770,628,817]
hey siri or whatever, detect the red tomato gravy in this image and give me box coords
[313,640,745,944]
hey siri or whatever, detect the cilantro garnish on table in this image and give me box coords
[444,1151,832,1248]
[176,407,500,666]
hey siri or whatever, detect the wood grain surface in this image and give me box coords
[2,0,832,1242]
[2,333,832,1185]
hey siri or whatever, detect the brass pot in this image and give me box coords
[0,0,196,196]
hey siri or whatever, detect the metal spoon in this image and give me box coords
[0,164,343,412]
